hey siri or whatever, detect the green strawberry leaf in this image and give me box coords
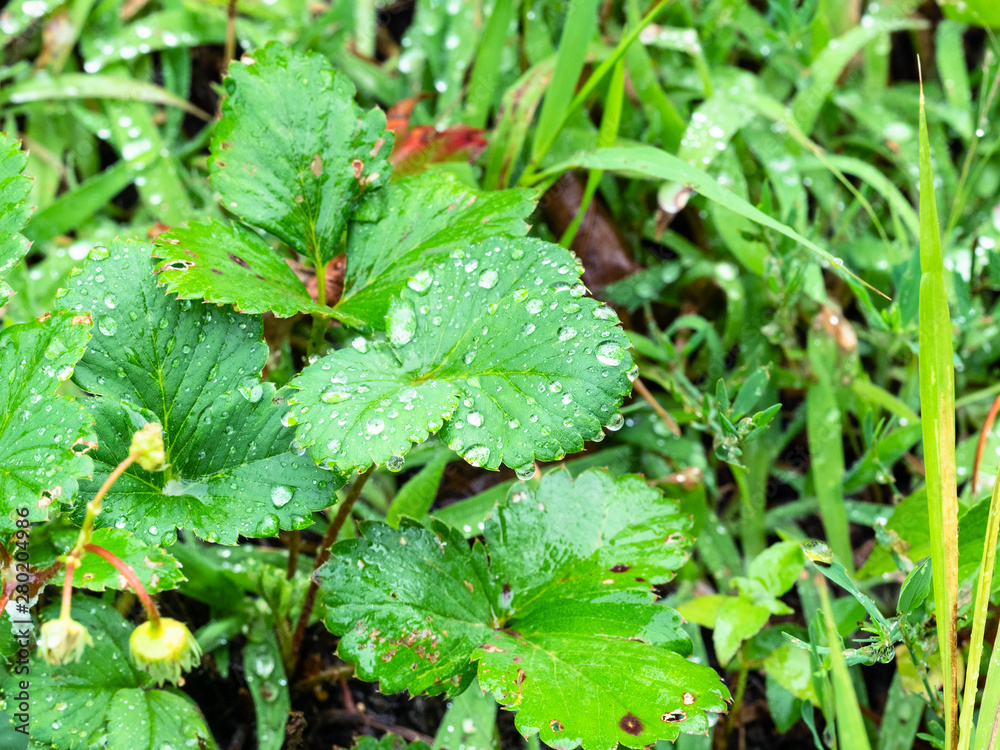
[210,43,391,267]
[318,469,730,750]
[287,237,634,475]
[333,170,536,328]
[153,219,329,318]
[62,240,343,545]
[0,313,96,531]
[70,528,185,594]
[0,134,32,306]
[29,600,217,750]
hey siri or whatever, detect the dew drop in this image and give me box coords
[271,486,292,507]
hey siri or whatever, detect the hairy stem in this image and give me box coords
[84,543,161,627]
[60,453,137,620]
[290,466,374,669]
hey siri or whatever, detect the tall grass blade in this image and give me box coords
[529,0,599,165]
[917,69,960,750]
[962,458,1000,750]
[807,318,852,569]
[819,577,873,750]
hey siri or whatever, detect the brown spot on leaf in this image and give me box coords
[512,656,523,663]
[211,269,223,275]
[228,253,250,269]
[611,564,630,573]
[352,159,364,179]
[620,713,643,735]
[464,580,474,593]
[310,153,323,177]
[70,314,92,325]
[682,693,695,705]
[516,668,526,685]
[480,643,507,653]
[215,160,226,168]
[549,721,563,733]
[661,711,686,723]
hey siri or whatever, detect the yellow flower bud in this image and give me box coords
[37,617,93,665]
[129,618,202,686]
[130,422,166,472]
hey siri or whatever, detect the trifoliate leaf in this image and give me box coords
[0,134,32,306]
[288,237,634,474]
[210,43,391,267]
[29,600,217,750]
[333,170,535,328]
[318,469,729,750]
[0,313,96,531]
[62,240,343,545]
[153,219,329,317]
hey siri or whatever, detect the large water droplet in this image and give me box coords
[366,417,385,435]
[408,269,433,292]
[606,413,625,431]
[321,390,351,404]
[98,317,118,336]
[385,455,405,472]
[271,486,292,507]
[464,445,490,467]
[386,298,417,347]
[514,462,536,480]
[478,269,499,289]
[596,340,624,366]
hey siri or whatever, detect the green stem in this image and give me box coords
[308,259,329,356]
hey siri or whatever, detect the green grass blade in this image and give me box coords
[464,0,516,128]
[560,57,625,248]
[961,458,1000,750]
[918,73,960,750]
[792,17,926,135]
[529,0,599,165]
[521,0,671,183]
[819,578,873,750]
[807,321,852,570]
[541,145,886,299]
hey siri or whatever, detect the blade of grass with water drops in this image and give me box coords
[917,73,960,750]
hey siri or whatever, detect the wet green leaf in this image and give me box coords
[29,600,217,750]
[210,43,392,267]
[288,237,634,474]
[318,468,729,750]
[62,240,343,545]
[153,219,329,318]
[0,313,96,531]
[63,527,185,594]
[0,133,32,305]
[334,171,535,328]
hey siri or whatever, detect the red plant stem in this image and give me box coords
[290,466,374,671]
[972,392,1000,494]
[60,452,137,621]
[84,543,161,628]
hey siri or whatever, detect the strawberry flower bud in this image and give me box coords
[130,422,166,472]
[37,617,94,665]
[129,618,202,686]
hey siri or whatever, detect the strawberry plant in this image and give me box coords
[0,42,729,750]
